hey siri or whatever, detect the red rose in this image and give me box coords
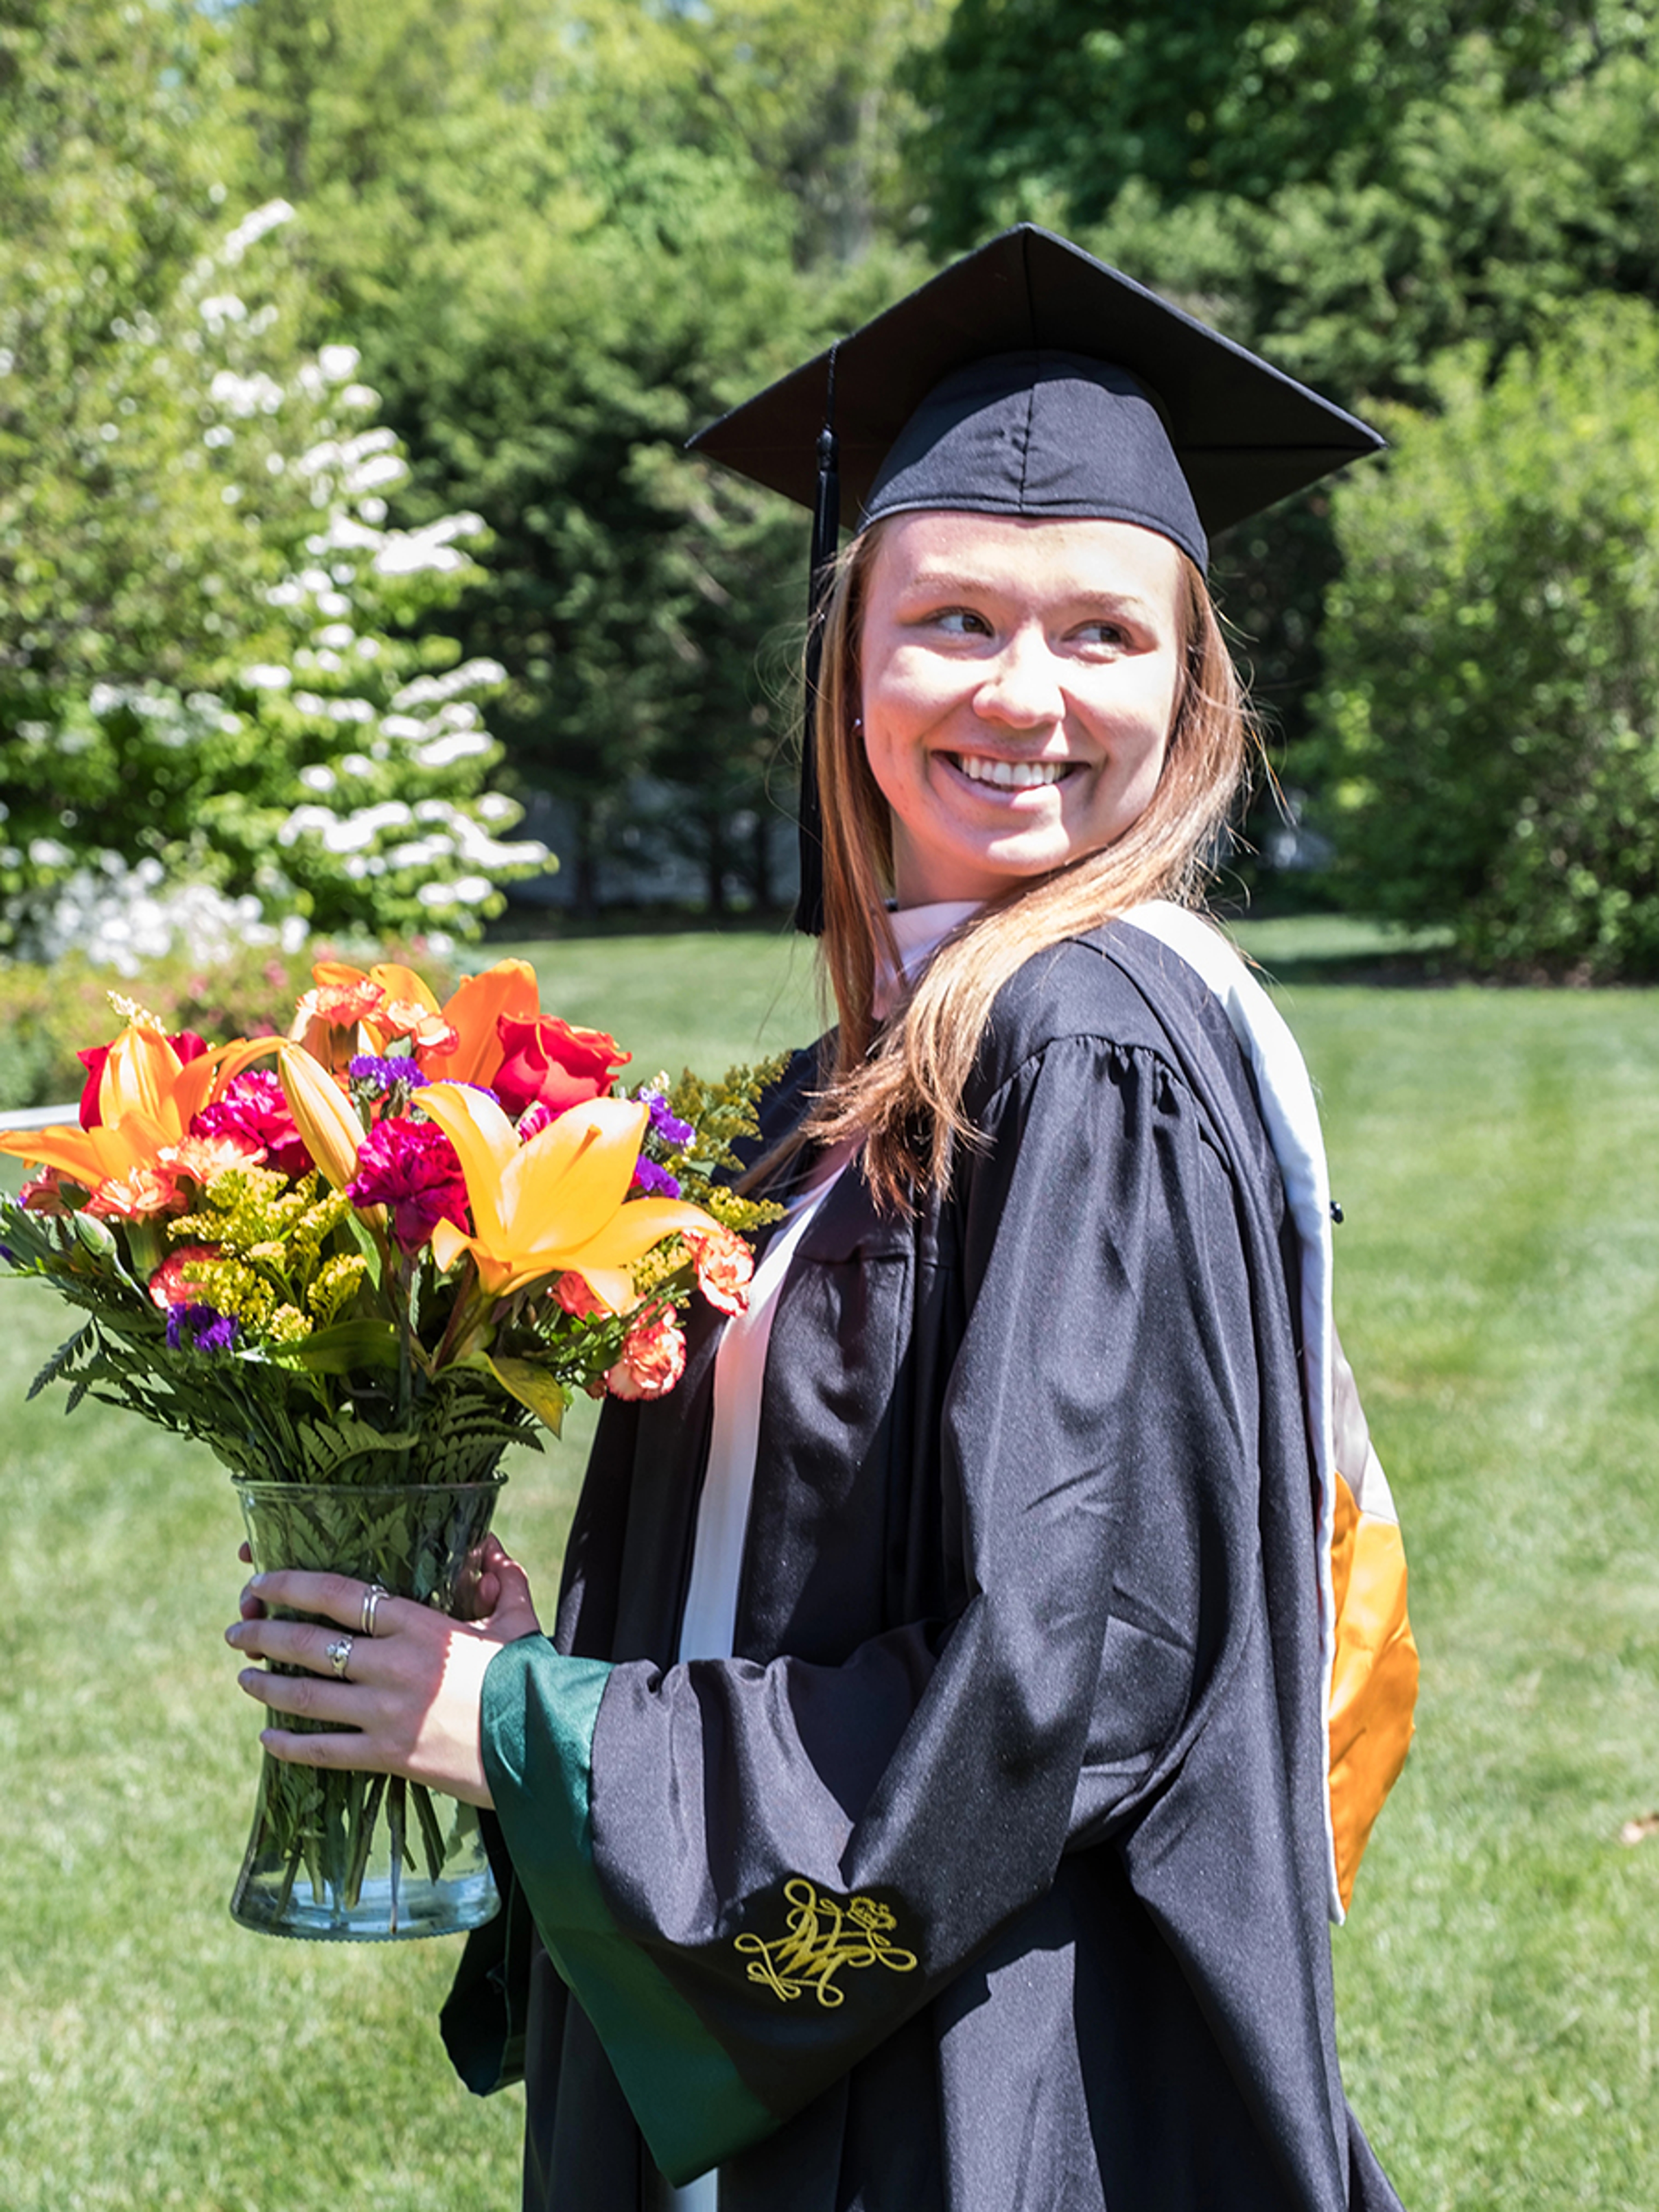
[79,1030,207,1130]
[492,1015,631,1122]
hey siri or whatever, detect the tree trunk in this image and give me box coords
[703,811,728,919]
[572,799,600,919]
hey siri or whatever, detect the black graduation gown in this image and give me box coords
[442,920,1407,2212]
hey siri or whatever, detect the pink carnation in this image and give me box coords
[17,1168,73,1215]
[605,1303,686,1401]
[378,998,458,1055]
[686,1224,753,1317]
[346,1114,470,1254]
[192,1070,311,1180]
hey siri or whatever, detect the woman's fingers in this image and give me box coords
[226,1611,375,1678]
[257,1721,387,1772]
[473,1537,542,1639]
[224,1575,500,1804]
[237,1661,365,1731]
[238,1566,381,1627]
[223,1551,539,1808]
[238,1550,541,1638]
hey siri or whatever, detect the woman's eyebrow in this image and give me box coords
[893,570,1158,616]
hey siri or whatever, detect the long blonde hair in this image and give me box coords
[786,518,1255,1211]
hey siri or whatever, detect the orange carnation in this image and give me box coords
[87,1165,188,1221]
[158,1133,263,1185]
[605,1303,686,1401]
[686,1224,753,1317]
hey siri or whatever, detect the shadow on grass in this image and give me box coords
[1220,912,1465,988]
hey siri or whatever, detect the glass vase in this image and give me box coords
[229,1475,506,1942]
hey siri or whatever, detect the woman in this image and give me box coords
[228,226,1419,2210]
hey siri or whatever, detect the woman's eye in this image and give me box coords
[933,608,992,637]
[1072,620,1131,649]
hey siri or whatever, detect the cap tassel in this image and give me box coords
[795,350,839,936]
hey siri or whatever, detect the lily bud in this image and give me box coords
[276,1046,364,1190]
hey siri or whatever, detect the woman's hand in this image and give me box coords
[225,1535,541,1807]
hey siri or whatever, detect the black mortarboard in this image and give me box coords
[688,223,1382,932]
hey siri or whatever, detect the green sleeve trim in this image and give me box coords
[481,1637,778,2187]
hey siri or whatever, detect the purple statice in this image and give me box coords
[630,1156,682,1200]
[166,1303,239,1353]
[644,1092,694,1149]
[348,1053,429,1095]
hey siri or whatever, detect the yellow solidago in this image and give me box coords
[308,1253,368,1325]
[267,1305,312,1345]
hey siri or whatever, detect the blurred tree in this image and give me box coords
[0,1,252,701]
[1309,297,1659,976]
[0,6,540,951]
[907,0,1649,260]
[224,0,936,912]
[903,1,1659,907]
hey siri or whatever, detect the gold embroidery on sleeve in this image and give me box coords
[734,1879,919,2008]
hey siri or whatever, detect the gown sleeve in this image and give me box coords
[479,1027,1313,2187]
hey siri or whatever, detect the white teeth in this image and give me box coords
[955,754,1068,790]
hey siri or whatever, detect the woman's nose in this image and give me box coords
[972,629,1063,727]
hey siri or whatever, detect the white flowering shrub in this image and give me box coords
[15,854,308,978]
[0,201,548,956]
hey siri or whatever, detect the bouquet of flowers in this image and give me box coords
[0,955,782,1939]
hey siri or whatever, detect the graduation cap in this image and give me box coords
[688,223,1382,933]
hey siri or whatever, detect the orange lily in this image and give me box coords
[415,1082,712,1306]
[0,1026,276,1188]
[289,957,537,1074]
[423,960,540,1087]
[289,959,458,1069]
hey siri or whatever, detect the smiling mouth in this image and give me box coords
[950,753,1073,791]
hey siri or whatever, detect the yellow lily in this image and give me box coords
[416,1082,713,1306]
[0,1026,275,1187]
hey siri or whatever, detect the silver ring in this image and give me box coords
[360,1584,388,1637]
[325,1635,354,1680]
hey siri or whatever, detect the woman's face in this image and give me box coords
[859,510,1185,908]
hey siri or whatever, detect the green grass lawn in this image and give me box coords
[4,919,1659,2207]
